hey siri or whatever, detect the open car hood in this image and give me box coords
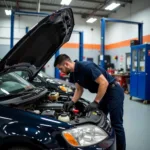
[0,8,74,79]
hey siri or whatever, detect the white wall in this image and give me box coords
[0,7,101,77]
[1,0,149,73]
[106,0,150,44]
[106,47,130,71]
[105,0,150,71]
[0,7,101,45]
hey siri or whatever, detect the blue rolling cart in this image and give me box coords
[130,44,150,104]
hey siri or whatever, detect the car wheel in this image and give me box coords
[8,147,31,150]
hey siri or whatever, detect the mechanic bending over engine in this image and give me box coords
[54,54,126,150]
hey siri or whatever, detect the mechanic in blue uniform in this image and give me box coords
[54,54,126,150]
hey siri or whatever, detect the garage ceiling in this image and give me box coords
[0,0,132,18]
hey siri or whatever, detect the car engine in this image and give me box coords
[16,90,88,121]
[15,90,112,135]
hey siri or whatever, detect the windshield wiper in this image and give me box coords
[0,93,29,99]
[18,88,34,94]
[0,88,35,98]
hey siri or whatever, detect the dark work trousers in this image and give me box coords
[99,83,126,150]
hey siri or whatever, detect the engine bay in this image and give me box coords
[13,90,112,135]
[20,98,88,122]
[15,90,88,121]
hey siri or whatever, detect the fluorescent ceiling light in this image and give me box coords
[5,9,12,16]
[61,0,72,5]
[105,2,120,10]
[86,17,97,23]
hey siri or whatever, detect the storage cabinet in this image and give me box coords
[130,44,150,102]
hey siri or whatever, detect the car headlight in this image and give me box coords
[62,124,108,147]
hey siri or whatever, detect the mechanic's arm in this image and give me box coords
[94,74,109,103]
[72,83,84,103]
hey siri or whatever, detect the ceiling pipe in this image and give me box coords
[82,0,111,18]
[0,5,108,17]
[1,0,115,13]
[16,0,19,11]
[37,0,40,13]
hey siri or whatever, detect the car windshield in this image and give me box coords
[16,70,50,80]
[0,73,35,97]
[38,71,50,79]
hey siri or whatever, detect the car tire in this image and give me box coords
[8,147,31,150]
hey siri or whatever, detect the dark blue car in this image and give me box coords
[0,8,115,150]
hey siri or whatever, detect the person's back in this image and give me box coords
[71,61,115,93]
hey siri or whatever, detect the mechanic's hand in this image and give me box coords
[85,101,99,112]
[63,101,75,111]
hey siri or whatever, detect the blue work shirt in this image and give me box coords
[70,61,115,93]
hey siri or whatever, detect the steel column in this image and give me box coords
[100,18,105,67]
[15,11,48,16]
[102,17,143,25]
[79,32,84,61]
[55,50,60,78]
[10,10,15,49]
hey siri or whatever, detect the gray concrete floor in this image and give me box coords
[82,90,150,150]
